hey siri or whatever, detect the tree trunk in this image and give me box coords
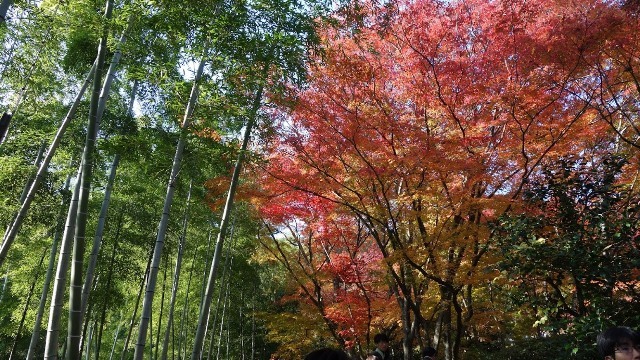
[120,249,153,360]
[251,289,255,360]
[27,173,72,360]
[178,244,198,359]
[0,264,8,304]
[108,312,123,360]
[400,296,412,360]
[3,151,49,349]
[239,290,244,360]
[68,1,114,356]
[61,340,67,359]
[84,322,94,360]
[149,309,154,359]
[190,76,266,360]
[78,15,134,319]
[0,0,11,21]
[161,181,193,360]
[155,254,169,360]
[44,164,83,360]
[198,226,214,316]
[158,242,181,360]
[81,155,120,325]
[78,276,100,359]
[0,111,12,144]
[217,268,232,360]
[8,248,47,360]
[133,57,206,360]
[226,300,231,360]
[195,226,213,358]
[432,310,443,354]
[0,62,96,267]
[19,141,47,203]
[96,231,119,360]
[127,80,139,117]
[95,13,134,130]
[439,294,453,360]
[95,321,101,360]
[205,230,234,360]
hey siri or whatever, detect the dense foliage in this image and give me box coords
[0,0,639,359]
[250,0,640,359]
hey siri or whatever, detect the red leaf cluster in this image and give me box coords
[249,0,640,355]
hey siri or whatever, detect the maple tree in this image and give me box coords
[0,0,637,358]
[249,0,640,359]
[582,0,640,151]
[253,189,396,359]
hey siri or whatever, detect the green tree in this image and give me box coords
[493,153,640,356]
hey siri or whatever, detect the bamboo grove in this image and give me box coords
[0,0,639,360]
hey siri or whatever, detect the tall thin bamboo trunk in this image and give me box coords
[195,226,213,358]
[155,253,169,360]
[61,339,67,359]
[95,13,134,129]
[161,181,193,360]
[95,297,107,359]
[0,62,96,267]
[27,172,72,360]
[2,148,46,346]
[79,275,99,359]
[198,226,214,316]
[225,293,231,360]
[77,21,133,355]
[95,229,119,360]
[19,141,47,203]
[85,322,94,360]
[251,289,255,360]
[44,163,83,360]
[0,264,8,304]
[79,12,134,317]
[190,74,266,360]
[133,57,206,360]
[0,144,47,321]
[68,0,115,356]
[81,155,120,321]
[120,249,153,360]
[109,312,123,360]
[8,249,47,360]
[148,310,154,359]
[204,278,222,360]
[217,262,232,360]
[214,227,237,360]
[178,246,198,359]
[0,0,12,21]
[95,320,101,359]
[0,111,12,144]
[104,80,139,360]
[205,224,235,360]
[239,290,244,360]
[127,80,139,116]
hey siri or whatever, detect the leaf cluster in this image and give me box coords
[492,153,640,348]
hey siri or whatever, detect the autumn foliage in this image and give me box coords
[245,0,640,359]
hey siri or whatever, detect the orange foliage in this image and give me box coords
[193,127,222,142]
[247,0,640,357]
